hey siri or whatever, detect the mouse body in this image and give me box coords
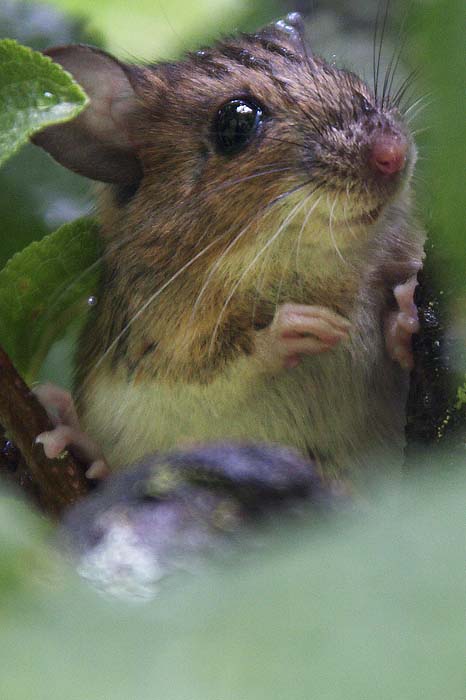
[34,14,425,482]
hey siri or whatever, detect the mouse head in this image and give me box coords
[34,14,416,257]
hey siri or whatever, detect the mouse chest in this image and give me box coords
[80,333,407,476]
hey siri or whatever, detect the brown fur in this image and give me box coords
[34,17,425,473]
[73,27,421,398]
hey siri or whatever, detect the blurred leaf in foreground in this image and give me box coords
[0,217,101,382]
[0,39,88,165]
[0,468,464,700]
[0,0,104,50]
[35,0,280,60]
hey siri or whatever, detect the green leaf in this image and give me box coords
[0,39,88,166]
[0,217,101,382]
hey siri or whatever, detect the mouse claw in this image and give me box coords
[34,383,110,479]
[255,303,351,372]
[384,275,420,370]
[86,460,111,480]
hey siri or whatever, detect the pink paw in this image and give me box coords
[255,303,351,372]
[384,276,420,370]
[34,383,109,479]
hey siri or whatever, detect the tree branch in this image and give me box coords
[0,346,89,517]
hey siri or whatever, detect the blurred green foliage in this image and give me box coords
[407,0,465,292]
[21,0,281,59]
[0,467,465,699]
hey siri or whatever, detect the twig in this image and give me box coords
[0,346,89,517]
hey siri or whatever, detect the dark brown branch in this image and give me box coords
[0,346,89,517]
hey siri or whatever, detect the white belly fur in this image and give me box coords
[82,329,409,478]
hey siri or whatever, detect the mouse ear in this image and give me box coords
[257,13,310,57]
[32,45,142,185]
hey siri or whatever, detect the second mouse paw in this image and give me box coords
[254,303,351,372]
[384,276,420,370]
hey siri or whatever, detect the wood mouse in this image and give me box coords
[33,13,425,485]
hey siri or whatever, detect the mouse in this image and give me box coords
[32,12,425,486]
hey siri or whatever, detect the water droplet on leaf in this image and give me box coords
[36,91,56,110]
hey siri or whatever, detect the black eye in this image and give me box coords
[213,99,264,155]
[353,92,374,115]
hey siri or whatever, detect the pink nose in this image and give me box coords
[370,135,408,175]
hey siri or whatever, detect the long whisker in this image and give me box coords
[78,236,224,396]
[382,0,413,108]
[342,194,358,272]
[189,208,266,322]
[256,135,304,149]
[49,163,300,318]
[275,188,322,312]
[250,244,273,327]
[410,127,431,137]
[294,191,322,281]
[327,192,346,265]
[404,100,432,126]
[208,165,295,194]
[208,198,307,356]
[373,1,382,100]
[392,67,420,107]
[256,187,323,322]
[274,232,297,315]
[376,0,391,107]
[403,94,431,119]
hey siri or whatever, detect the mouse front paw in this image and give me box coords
[254,303,351,372]
[384,276,420,370]
[34,383,110,479]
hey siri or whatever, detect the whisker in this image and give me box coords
[327,192,345,265]
[294,191,323,281]
[208,165,295,194]
[405,101,432,126]
[327,194,349,265]
[78,236,224,397]
[250,243,273,327]
[382,0,412,108]
[375,0,391,104]
[342,192,358,265]
[257,135,304,149]
[410,127,431,138]
[373,1,382,99]
[274,233,296,314]
[189,209,266,322]
[208,198,307,356]
[276,188,322,311]
[403,94,431,120]
[392,67,421,107]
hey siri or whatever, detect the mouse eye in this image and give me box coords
[213,99,264,155]
[353,93,374,115]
